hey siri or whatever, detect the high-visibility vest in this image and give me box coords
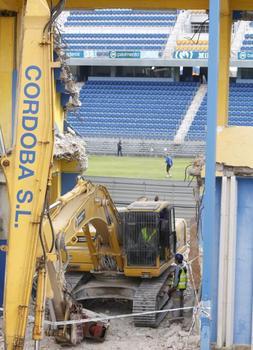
[141,227,157,242]
[178,266,187,290]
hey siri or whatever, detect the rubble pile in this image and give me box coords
[54,133,88,172]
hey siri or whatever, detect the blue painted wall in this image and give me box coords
[234,178,253,344]
[210,177,253,346]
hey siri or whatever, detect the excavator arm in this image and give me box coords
[32,178,122,345]
[42,177,123,274]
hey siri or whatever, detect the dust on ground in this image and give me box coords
[0,233,201,349]
[0,297,200,350]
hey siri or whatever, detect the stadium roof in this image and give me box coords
[49,0,253,11]
[1,0,253,12]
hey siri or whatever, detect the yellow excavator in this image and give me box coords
[43,177,187,329]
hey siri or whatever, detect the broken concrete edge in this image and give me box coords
[202,163,253,178]
[216,162,253,177]
[0,132,88,175]
[212,344,252,350]
[54,133,88,172]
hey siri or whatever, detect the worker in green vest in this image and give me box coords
[168,253,188,318]
[141,226,157,243]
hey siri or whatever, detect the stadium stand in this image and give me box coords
[175,39,208,52]
[61,9,253,155]
[62,33,170,51]
[229,83,253,125]
[62,9,177,52]
[68,81,253,144]
[61,9,245,59]
[172,10,209,56]
[67,79,199,140]
[64,9,178,27]
[187,83,253,140]
[241,23,253,51]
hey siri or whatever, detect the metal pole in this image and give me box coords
[201,0,220,349]
[34,340,40,350]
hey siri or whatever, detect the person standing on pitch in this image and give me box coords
[117,139,123,156]
[168,253,188,318]
[165,154,173,177]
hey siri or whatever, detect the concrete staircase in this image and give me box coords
[231,20,248,58]
[163,10,190,59]
[174,84,207,144]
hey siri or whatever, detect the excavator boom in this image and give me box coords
[0,1,55,348]
[42,178,123,273]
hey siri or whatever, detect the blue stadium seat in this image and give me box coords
[187,83,253,141]
[62,9,176,53]
[67,79,199,140]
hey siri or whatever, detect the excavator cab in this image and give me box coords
[121,201,178,278]
[64,191,186,279]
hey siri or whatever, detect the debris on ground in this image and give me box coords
[0,294,200,350]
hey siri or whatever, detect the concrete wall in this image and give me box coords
[211,178,222,343]
[84,137,205,158]
[211,177,253,348]
[61,174,196,222]
[234,179,253,345]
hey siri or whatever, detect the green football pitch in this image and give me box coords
[85,156,193,181]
